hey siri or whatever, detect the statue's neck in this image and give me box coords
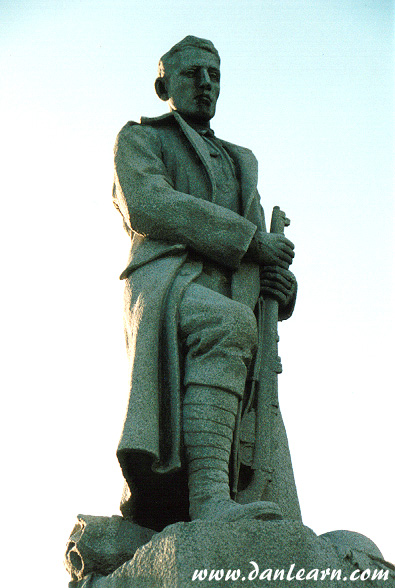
[178,114,211,132]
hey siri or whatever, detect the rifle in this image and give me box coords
[236,206,290,504]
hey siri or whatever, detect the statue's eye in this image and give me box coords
[184,69,197,78]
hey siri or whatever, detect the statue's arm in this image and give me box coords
[113,123,257,270]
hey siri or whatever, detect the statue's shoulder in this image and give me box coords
[115,115,175,152]
[220,137,255,157]
[116,113,177,142]
[120,113,175,129]
[140,112,176,127]
[220,138,258,166]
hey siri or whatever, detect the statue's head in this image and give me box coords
[155,36,220,124]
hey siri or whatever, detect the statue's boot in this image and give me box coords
[183,385,282,522]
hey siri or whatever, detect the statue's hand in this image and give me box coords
[247,231,295,269]
[260,267,296,307]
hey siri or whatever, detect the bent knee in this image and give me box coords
[226,301,258,350]
[179,283,258,352]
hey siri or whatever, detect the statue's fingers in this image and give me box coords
[261,276,290,291]
[278,242,294,257]
[275,259,290,270]
[261,280,290,297]
[279,250,294,266]
[282,245,295,259]
[275,267,295,283]
[260,287,287,304]
[283,237,295,250]
[261,269,293,286]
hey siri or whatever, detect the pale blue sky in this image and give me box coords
[1,1,394,584]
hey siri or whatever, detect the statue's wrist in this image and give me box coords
[246,235,259,262]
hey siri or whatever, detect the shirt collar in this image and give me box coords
[197,128,216,138]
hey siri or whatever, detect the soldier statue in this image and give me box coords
[112,36,300,532]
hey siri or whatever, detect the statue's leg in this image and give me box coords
[183,385,282,521]
[179,283,282,522]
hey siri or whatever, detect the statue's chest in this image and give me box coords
[158,129,213,202]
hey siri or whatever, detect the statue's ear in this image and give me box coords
[155,78,169,101]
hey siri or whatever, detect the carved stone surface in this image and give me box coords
[65,515,155,581]
[67,520,395,587]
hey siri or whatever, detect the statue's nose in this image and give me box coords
[198,69,211,88]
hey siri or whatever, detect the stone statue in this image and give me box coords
[65,36,394,586]
[112,35,300,532]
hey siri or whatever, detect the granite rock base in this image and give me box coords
[66,519,394,588]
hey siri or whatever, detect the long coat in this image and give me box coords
[112,112,300,528]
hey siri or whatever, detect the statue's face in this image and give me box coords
[165,48,220,123]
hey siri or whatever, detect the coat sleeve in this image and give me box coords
[113,123,257,270]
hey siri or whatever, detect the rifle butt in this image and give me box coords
[236,469,272,505]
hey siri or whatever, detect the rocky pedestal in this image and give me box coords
[65,517,394,588]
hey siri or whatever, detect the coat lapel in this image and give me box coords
[220,141,259,220]
[173,112,217,202]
